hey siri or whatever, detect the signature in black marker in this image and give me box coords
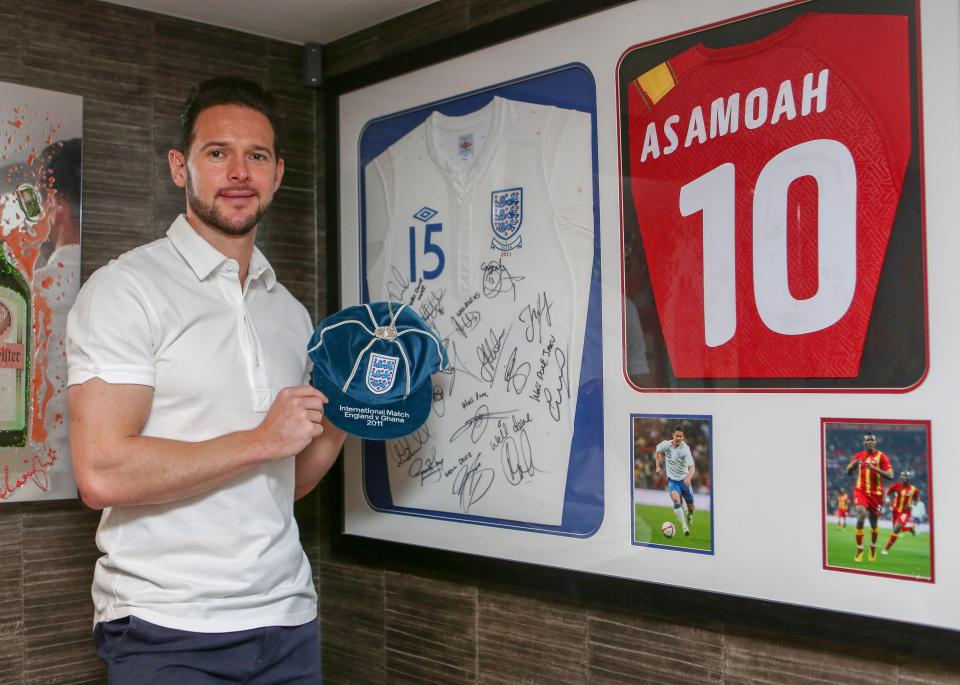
[452,452,495,513]
[385,264,411,303]
[543,346,569,422]
[418,288,446,328]
[409,448,444,486]
[389,425,433,467]
[519,291,554,344]
[503,347,530,395]
[449,404,516,445]
[481,259,524,301]
[436,336,482,398]
[476,327,508,385]
[431,383,445,417]
[502,429,539,486]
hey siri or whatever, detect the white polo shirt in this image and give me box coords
[66,215,317,632]
[656,439,694,483]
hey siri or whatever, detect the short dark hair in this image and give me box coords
[673,425,684,434]
[42,137,82,221]
[178,77,282,156]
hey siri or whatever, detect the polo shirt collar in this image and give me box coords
[248,244,277,290]
[166,215,277,290]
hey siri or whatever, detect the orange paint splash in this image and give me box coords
[3,213,52,277]
[30,293,54,444]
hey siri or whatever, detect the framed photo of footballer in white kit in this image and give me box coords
[821,419,934,582]
[619,0,925,391]
[631,414,714,554]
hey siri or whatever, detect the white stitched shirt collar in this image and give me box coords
[166,214,277,290]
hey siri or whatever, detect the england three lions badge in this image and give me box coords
[366,353,399,395]
[491,187,523,252]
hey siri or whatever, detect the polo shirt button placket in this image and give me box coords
[237,285,271,413]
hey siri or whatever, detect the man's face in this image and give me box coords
[672,430,683,446]
[864,435,877,452]
[169,104,283,236]
[901,472,911,485]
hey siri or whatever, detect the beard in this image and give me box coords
[185,172,270,236]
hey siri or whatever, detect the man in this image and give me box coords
[835,491,850,530]
[912,498,927,525]
[37,137,82,269]
[846,433,894,562]
[883,470,920,555]
[654,425,695,536]
[34,138,82,470]
[66,78,345,684]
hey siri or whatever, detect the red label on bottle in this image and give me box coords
[0,343,24,368]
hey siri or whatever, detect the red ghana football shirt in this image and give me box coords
[887,481,919,514]
[853,450,892,496]
[626,13,910,378]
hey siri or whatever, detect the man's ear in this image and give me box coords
[273,157,285,192]
[168,149,187,189]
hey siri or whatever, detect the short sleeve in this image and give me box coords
[363,155,393,300]
[66,265,158,387]
[300,304,314,386]
[545,108,593,234]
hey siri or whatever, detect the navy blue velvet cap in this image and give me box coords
[307,301,448,439]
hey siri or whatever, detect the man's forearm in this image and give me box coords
[76,430,281,508]
[70,381,327,509]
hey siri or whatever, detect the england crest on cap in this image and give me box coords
[307,301,448,439]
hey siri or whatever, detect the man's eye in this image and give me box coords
[250,153,267,161]
[209,150,224,158]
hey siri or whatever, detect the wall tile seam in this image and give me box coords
[585,604,592,685]
[588,627,723,650]
[589,647,721,672]
[723,640,893,670]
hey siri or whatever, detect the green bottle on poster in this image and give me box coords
[0,238,30,447]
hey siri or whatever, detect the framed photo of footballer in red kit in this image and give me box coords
[821,419,933,582]
[619,0,925,391]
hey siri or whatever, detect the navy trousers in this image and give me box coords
[94,616,322,684]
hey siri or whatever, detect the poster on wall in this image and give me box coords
[0,82,82,502]
[356,65,604,534]
[338,0,960,632]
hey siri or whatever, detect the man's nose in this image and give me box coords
[228,158,251,182]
